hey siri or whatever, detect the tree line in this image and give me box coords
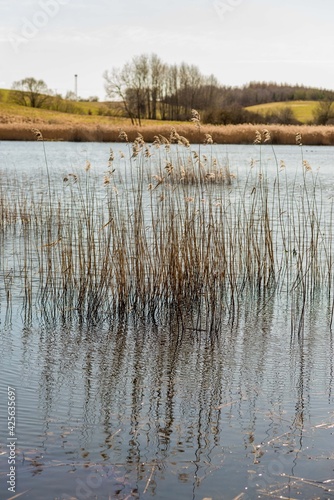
[103,53,334,125]
[103,54,221,125]
[8,56,334,125]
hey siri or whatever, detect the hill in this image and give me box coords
[245,101,318,124]
[0,88,187,127]
[0,87,124,121]
[0,85,333,138]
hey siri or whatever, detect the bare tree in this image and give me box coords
[104,54,221,122]
[177,63,204,117]
[11,77,52,108]
[165,64,180,120]
[179,63,190,117]
[197,74,220,110]
[150,54,165,120]
[104,67,137,124]
[104,55,161,125]
[131,54,150,125]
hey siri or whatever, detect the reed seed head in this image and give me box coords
[191,109,200,123]
[204,134,213,145]
[31,128,43,141]
[153,136,161,147]
[296,133,302,146]
[108,148,114,164]
[165,162,174,175]
[254,131,262,145]
[263,129,271,143]
[118,129,128,142]
[303,160,312,171]
[144,147,152,158]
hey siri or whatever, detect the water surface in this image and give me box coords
[0,142,334,500]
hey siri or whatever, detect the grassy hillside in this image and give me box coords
[0,88,122,123]
[0,88,322,126]
[0,88,187,127]
[0,99,124,126]
[246,100,318,123]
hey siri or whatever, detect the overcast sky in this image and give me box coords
[1,0,334,99]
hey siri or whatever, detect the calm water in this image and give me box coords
[0,142,334,500]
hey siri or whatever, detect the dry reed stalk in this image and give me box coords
[1,122,334,145]
[0,130,333,330]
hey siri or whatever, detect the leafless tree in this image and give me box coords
[104,67,137,124]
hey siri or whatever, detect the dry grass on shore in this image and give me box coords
[1,122,334,145]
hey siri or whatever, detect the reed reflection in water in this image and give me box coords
[1,295,333,499]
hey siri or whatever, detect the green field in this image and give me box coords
[0,88,321,127]
[0,88,186,128]
[245,100,318,123]
[0,87,123,123]
[0,99,123,125]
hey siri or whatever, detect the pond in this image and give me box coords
[0,140,334,500]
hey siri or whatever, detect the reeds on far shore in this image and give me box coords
[0,128,333,332]
[1,122,334,145]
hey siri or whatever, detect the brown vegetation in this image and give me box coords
[1,122,334,145]
[1,129,333,332]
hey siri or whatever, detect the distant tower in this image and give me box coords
[74,74,78,100]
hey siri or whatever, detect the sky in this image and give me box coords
[1,0,334,100]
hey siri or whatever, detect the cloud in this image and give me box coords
[2,0,334,97]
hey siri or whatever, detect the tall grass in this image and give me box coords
[2,123,334,145]
[0,127,333,332]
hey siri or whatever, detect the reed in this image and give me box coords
[0,127,333,331]
[2,123,334,145]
